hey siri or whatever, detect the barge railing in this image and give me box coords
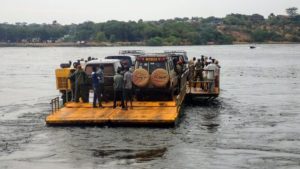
[50,97,60,114]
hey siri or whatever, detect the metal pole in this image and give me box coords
[57,97,60,110]
[51,99,53,113]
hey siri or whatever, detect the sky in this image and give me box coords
[1,0,300,24]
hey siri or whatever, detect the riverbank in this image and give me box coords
[0,42,145,47]
[0,41,299,47]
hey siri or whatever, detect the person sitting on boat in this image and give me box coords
[69,65,89,103]
[113,68,125,109]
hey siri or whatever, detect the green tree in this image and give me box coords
[94,32,107,42]
[286,7,298,18]
[146,36,163,46]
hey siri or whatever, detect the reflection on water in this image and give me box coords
[92,147,167,162]
[0,44,300,168]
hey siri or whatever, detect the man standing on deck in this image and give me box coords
[194,59,203,88]
[123,67,133,109]
[205,62,219,93]
[113,69,125,109]
[92,67,100,108]
[69,65,88,103]
[97,65,104,108]
[188,57,196,87]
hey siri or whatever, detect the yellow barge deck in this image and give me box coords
[46,97,183,126]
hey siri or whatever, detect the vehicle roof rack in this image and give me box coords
[119,50,145,55]
[140,53,168,57]
[164,50,187,54]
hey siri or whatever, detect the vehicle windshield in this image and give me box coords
[105,56,132,68]
[85,64,115,76]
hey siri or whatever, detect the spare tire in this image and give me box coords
[151,68,170,87]
[132,68,150,87]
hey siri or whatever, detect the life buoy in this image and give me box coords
[132,68,150,87]
[151,68,169,87]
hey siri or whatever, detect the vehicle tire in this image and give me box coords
[150,68,170,88]
[132,68,150,87]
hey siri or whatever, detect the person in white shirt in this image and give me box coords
[123,67,133,109]
[204,62,219,93]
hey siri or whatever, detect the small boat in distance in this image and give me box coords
[250,45,256,49]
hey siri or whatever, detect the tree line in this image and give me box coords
[0,7,299,46]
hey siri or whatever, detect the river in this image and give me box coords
[0,44,300,169]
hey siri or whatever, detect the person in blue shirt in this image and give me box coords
[92,66,101,108]
[97,65,104,108]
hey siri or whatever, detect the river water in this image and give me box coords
[0,44,299,169]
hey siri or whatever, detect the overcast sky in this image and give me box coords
[1,0,299,24]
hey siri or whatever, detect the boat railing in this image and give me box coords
[50,97,60,114]
[189,69,220,94]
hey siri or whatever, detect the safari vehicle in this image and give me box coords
[105,55,135,69]
[84,59,121,100]
[164,50,189,70]
[132,54,180,100]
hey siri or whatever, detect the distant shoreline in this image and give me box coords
[0,42,299,47]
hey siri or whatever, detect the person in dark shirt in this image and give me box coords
[69,65,88,102]
[194,59,204,88]
[97,65,104,108]
[113,69,125,109]
[92,66,100,108]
